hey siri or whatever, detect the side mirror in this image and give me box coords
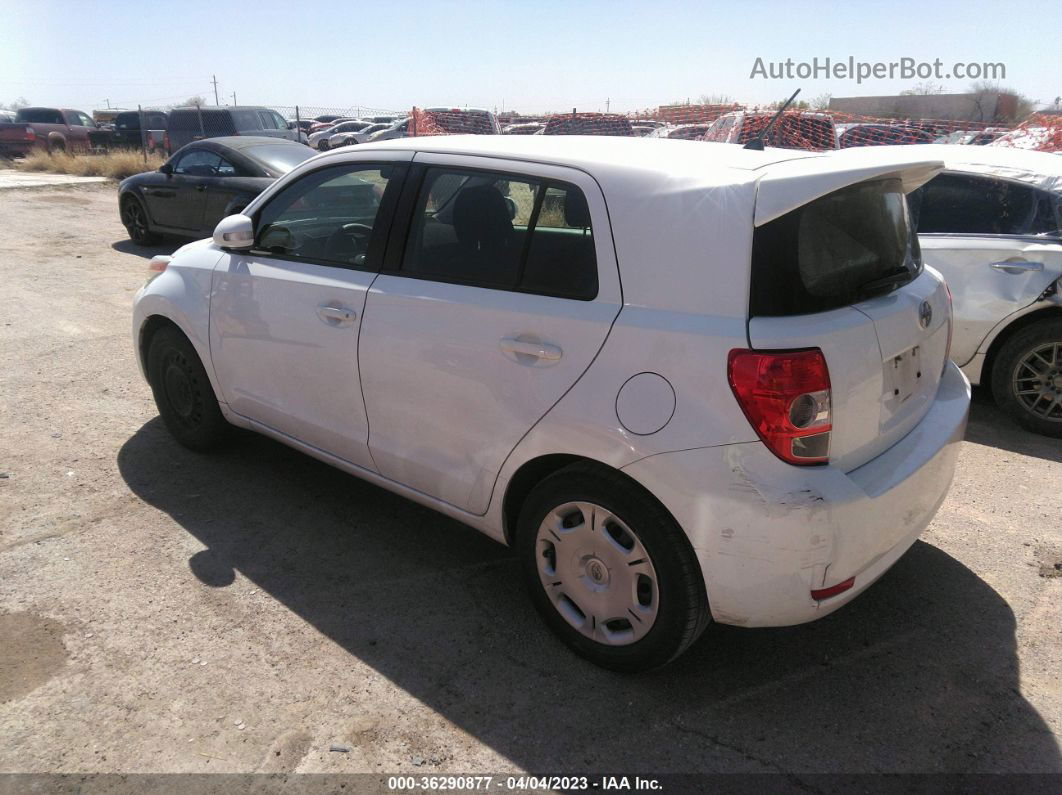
[159,163,173,176]
[213,214,254,249]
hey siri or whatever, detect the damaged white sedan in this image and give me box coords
[132,136,969,671]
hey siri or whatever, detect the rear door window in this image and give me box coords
[750,178,920,316]
[910,173,1039,235]
[398,167,598,299]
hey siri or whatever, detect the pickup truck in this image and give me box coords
[95,110,170,154]
[0,107,97,156]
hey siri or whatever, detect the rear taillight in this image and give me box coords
[25,127,36,142]
[942,281,954,376]
[163,131,170,152]
[147,255,171,273]
[728,348,832,465]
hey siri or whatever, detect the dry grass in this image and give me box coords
[14,149,165,180]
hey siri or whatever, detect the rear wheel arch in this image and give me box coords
[501,454,688,553]
[981,306,1062,392]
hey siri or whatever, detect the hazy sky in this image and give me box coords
[1,0,1058,114]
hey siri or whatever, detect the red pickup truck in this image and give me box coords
[0,107,98,157]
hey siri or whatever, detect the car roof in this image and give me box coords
[319,135,943,224]
[861,144,1062,193]
[354,134,823,173]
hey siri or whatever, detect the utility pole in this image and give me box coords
[606,97,610,112]
[212,75,220,106]
[231,91,237,107]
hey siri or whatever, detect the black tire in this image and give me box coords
[146,326,230,451]
[121,195,161,245]
[47,139,66,155]
[516,462,709,672]
[318,140,330,151]
[991,318,1062,438]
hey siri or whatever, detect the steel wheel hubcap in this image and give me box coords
[535,501,659,646]
[1013,342,1062,422]
[162,353,202,425]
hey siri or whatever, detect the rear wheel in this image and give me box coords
[516,463,709,671]
[991,319,1062,438]
[147,326,230,451]
[121,195,161,245]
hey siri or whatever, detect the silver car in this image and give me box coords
[908,145,1062,436]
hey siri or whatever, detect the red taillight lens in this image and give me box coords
[147,255,171,273]
[25,127,36,141]
[728,348,832,465]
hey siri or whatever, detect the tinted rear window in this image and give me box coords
[115,112,140,130]
[428,111,495,134]
[750,179,921,316]
[909,173,1056,236]
[15,108,64,124]
[543,116,633,136]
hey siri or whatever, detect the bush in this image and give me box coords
[14,149,165,180]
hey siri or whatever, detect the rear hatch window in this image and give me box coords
[747,176,949,472]
[750,178,921,317]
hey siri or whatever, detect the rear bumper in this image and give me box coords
[0,141,38,157]
[622,361,970,627]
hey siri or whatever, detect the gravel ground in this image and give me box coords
[0,183,1059,777]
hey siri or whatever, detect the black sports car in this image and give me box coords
[118,136,314,244]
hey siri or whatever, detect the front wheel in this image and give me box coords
[147,326,230,451]
[991,319,1062,438]
[516,463,709,672]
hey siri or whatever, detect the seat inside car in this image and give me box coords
[441,184,520,284]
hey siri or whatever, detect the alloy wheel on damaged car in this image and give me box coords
[535,501,660,645]
[1012,341,1062,423]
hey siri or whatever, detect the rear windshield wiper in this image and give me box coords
[857,267,915,299]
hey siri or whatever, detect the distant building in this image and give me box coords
[828,92,1018,122]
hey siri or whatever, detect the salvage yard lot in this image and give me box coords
[0,183,1060,775]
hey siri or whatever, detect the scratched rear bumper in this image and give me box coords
[622,362,970,627]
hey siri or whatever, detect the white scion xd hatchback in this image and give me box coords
[132,136,970,671]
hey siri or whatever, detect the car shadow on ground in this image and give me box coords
[110,238,189,259]
[965,386,1062,464]
[117,419,1061,774]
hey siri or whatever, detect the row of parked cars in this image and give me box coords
[129,132,1059,671]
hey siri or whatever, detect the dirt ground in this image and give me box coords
[0,183,1060,778]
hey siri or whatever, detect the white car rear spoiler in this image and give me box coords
[754,153,944,226]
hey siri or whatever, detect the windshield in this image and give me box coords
[750,178,921,316]
[244,144,314,175]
